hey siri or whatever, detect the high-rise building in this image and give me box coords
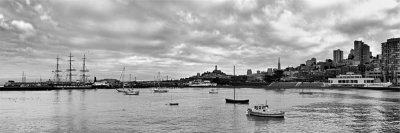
[382,38,400,72]
[278,57,281,70]
[353,40,371,65]
[247,69,252,75]
[333,49,343,63]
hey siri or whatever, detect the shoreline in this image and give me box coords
[1,86,399,91]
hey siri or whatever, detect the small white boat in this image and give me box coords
[153,88,168,93]
[116,88,125,92]
[247,104,285,118]
[209,89,218,94]
[124,89,139,95]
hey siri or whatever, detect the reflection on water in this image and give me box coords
[0,88,399,132]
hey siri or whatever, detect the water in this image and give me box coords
[0,88,399,133]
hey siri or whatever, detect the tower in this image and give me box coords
[215,65,217,71]
[278,57,281,70]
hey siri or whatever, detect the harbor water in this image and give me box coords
[0,88,399,132]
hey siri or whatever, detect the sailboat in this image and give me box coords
[153,72,168,93]
[225,65,249,104]
[122,68,139,95]
[116,67,126,92]
[168,93,179,106]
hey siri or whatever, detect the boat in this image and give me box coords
[116,88,125,92]
[154,88,168,93]
[118,67,139,95]
[52,53,94,89]
[209,89,218,94]
[124,88,139,95]
[225,65,249,104]
[247,100,285,118]
[188,79,217,87]
[326,72,392,89]
[247,104,285,118]
[153,72,168,93]
[169,103,179,106]
[168,92,178,106]
[299,88,312,95]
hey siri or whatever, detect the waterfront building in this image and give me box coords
[333,49,343,63]
[381,37,400,84]
[353,40,371,65]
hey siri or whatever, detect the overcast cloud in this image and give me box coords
[1,0,400,82]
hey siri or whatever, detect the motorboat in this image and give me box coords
[116,88,125,92]
[154,88,168,93]
[247,104,285,118]
[169,103,179,106]
[209,89,218,94]
[124,89,139,95]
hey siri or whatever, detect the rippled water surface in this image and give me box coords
[0,88,399,132]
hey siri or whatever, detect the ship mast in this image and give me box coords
[67,52,76,82]
[233,65,236,100]
[55,56,61,82]
[81,54,89,83]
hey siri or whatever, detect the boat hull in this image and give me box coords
[247,109,284,118]
[225,98,249,104]
[154,89,168,93]
[169,103,179,106]
[125,92,139,95]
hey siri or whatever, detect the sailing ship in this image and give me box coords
[51,53,93,89]
[225,65,249,104]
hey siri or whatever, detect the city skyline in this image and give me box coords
[1,0,400,82]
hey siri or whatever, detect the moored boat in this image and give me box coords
[169,102,179,106]
[225,66,249,104]
[124,89,139,95]
[209,89,218,94]
[225,98,249,104]
[154,88,168,93]
[247,104,285,118]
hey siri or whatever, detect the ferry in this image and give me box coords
[188,79,217,87]
[326,72,392,89]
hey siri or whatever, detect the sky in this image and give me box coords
[1,0,400,82]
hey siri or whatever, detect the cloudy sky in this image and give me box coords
[1,0,400,82]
